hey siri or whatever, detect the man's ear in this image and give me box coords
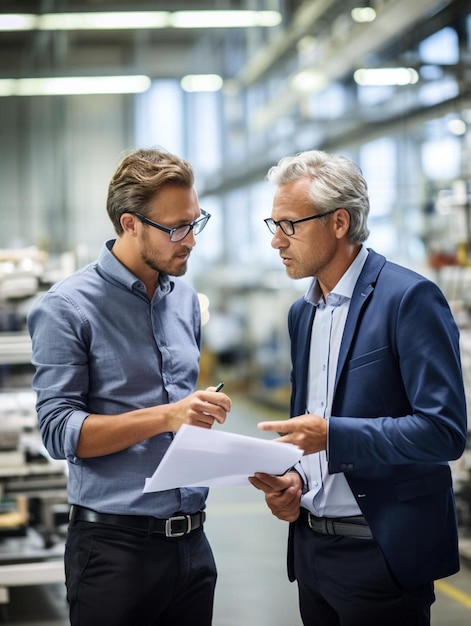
[333,208,350,239]
[120,213,138,235]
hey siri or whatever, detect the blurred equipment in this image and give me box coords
[0,247,69,615]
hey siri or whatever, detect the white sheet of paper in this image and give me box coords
[143,424,303,492]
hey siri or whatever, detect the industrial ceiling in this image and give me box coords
[1,0,470,196]
[1,1,467,87]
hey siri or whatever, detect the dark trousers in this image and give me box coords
[294,521,435,626]
[65,520,217,626]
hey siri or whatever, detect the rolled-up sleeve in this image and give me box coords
[28,290,91,460]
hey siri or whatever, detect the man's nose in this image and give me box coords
[185,229,197,247]
[271,227,287,248]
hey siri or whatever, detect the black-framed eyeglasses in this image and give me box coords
[130,209,211,242]
[264,209,338,236]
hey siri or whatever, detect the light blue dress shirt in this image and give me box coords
[301,246,368,517]
[27,239,207,517]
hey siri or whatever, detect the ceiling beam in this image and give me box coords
[244,0,451,131]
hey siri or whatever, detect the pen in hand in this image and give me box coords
[203,383,225,425]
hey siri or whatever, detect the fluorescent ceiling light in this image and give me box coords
[0,14,36,30]
[448,119,466,136]
[291,70,327,93]
[0,75,151,96]
[39,12,170,30]
[171,11,281,28]
[354,68,419,86]
[0,10,281,32]
[351,7,377,23]
[180,74,223,92]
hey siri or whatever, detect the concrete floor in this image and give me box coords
[1,395,471,625]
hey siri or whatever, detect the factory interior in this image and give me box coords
[0,0,471,624]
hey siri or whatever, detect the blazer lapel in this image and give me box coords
[335,250,386,388]
[296,303,315,415]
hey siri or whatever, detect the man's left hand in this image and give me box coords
[257,414,327,455]
[249,471,302,522]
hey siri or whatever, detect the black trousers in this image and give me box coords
[294,521,435,626]
[65,519,217,626]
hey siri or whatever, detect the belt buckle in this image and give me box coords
[307,513,333,535]
[308,513,326,533]
[165,514,191,537]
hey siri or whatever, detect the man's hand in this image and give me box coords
[76,387,231,458]
[249,471,302,522]
[257,414,327,455]
[169,387,232,431]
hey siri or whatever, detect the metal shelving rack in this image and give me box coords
[0,251,68,618]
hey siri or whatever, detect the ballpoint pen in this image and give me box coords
[215,382,224,392]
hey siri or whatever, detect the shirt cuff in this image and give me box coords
[64,410,91,459]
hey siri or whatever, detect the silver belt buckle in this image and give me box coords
[307,513,330,534]
[307,513,323,532]
[165,514,191,537]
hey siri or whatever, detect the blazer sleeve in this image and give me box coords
[327,276,467,472]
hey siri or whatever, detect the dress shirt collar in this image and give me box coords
[99,239,172,296]
[304,245,368,307]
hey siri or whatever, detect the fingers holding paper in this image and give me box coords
[257,414,328,455]
[249,471,302,522]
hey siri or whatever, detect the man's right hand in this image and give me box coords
[249,471,302,522]
[76,387,231,459]
[169,387,232,431]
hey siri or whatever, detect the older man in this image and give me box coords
[250,150,467,626]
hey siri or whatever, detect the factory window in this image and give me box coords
[422,136,462,181]
[135,80,184,155]
[250,180,277,266]
[186,91,222,177]
[360,138,396,219]
[419,27,459,65]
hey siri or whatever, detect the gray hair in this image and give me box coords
[267,150,370,244]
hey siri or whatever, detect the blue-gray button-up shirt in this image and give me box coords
[27,239,207,517]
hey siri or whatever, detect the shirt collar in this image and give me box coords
[305,245,368,307]
[98,239,172,295]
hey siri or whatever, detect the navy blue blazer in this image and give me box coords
[288,248,468,587]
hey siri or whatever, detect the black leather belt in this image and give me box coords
[69,505,205,538]
[300,508,373,539]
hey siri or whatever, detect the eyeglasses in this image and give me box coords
[264,209,338,236]
[130,209,211,242]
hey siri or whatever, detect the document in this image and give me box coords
[143,424,303,492]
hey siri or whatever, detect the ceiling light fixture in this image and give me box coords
[351,7,377,23]
[39,12,170,30]
[180,74,223,93]
[171,10,281,28]
[0,10,282,32]
[448,119,467,136]
[0,14,36,30]
[0,75,151,97]
[353,67,419,86]
[291,70,327,93]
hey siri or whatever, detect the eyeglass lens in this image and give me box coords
[265,219,294,236]
[170,213,209,242]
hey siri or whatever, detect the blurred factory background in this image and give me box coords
[0,0,471,624]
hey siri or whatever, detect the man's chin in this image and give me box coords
[286,268,303,280]
[170,261,188,277]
